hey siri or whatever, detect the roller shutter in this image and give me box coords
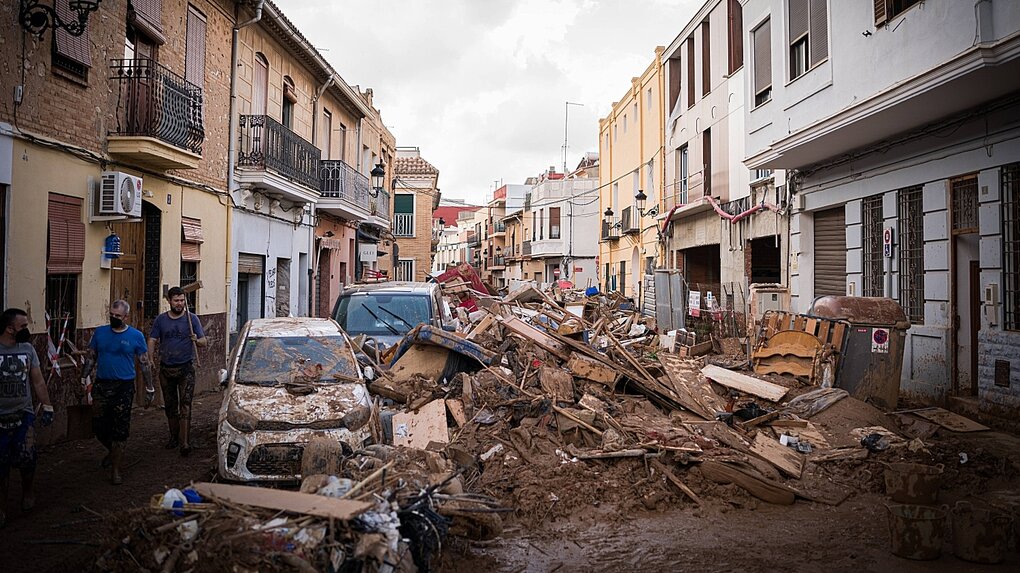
[237,253,264,275]
[813,207,846,297]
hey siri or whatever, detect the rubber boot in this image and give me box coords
[179,417,191,457]
[164,415,180,449]
[110,441,125,485]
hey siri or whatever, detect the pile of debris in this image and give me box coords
[93,277,1004,571]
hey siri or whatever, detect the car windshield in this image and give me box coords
[237,336,357,385]
[334,293,432,337]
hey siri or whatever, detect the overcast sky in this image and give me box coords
[276,0,701,206]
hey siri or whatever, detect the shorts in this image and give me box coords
[0,412,37,472]
[92,379,136,443]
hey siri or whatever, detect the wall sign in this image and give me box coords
[872,327,890,353]
[358,243,378,262]
[883,227,894,258]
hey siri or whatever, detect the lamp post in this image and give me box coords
[369,162,385,197]
[562,101,584,174]
[20,0,101,38]
[634,189,659,218]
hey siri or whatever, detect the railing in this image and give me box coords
[601,219,620,241]
[491,256,505,267]
[372,189,390,220]
[237,114,320,189]
[489,221,506,233]
[320,158,370,208]
[522,241,532,256]
[393,212,414,237]
[468,232,481,247]
[110,58,204,154]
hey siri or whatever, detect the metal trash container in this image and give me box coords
[807,296,910,410]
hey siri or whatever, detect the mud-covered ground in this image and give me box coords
[3,392,1019,573]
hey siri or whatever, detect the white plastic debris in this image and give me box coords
[480,443,504,461]
[317,476,354,498]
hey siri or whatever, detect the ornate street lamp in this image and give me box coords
[369,162,385,197]
[20,0,102,38]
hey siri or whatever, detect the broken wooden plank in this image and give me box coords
[466,313,497,341]
[575,449,649,460]
[750,432,804,478]
[193,482,372,520]
[699,461,795,505]
[701,364,789,402]
[497,315,569,360]
[910,407,989,433]
[567,352,618,387]
[445,399,468,427]
[393,399,449,449]
[651,459,702,505]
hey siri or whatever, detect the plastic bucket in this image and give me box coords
[884,462,943,505]
[887,504,948,560]
[952,501,1013,564]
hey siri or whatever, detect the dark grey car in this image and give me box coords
[331,281,455,348]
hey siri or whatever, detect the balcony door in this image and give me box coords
[253,54,269,116]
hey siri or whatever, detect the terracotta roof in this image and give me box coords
[394,155,439,175]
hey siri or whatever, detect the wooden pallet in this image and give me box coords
[753,311,850,380]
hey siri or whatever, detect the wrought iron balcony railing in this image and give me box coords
[238,114,320,189]
[320,159,369,208]
[372,189,390,220]
[110,58,204,154]
[393,212,414,237]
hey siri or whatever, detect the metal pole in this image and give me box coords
[563,101,583,174]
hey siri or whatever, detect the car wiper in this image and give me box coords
[361,304,400,335]
[377,306,415,330]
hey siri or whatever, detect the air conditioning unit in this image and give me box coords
[98,171,143,218]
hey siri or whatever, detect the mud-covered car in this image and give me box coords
[331,281,455,350]
[217,317,375,482]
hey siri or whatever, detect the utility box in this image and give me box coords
[808,296,910,410]
[748,283,790,334]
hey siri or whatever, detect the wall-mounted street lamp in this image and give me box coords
[369,162,385,198]
[603,207,622,229]
[20,0,102,38]
[634,189,659,218]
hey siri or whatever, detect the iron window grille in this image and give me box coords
[862,194,884,297]
[898,186,924,325]
[1003,163,1020,331]
[951,175,979,234]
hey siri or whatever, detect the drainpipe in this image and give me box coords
[227,0,265,332]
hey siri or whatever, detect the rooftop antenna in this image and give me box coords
[563,101,584,174]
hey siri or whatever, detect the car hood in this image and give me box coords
[232,382,369,424]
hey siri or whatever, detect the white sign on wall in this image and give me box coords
[358,243,378,262]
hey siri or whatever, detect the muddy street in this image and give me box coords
[0,392,221,573]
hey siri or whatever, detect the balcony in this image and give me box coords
[621,206,639,235]
[236,114,321,203]
[601,218,620,241]
[488,256,506,269]
[108,58,203,170]
[488,221,506,235]
[318,159,389,227]
[393,212,414,237]
[468,231,481,248]
[528,239,565,258]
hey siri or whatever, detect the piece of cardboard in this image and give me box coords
[566,353,618,387]
[393,399,449,449]
[750,432,804,478]
[193,482,372,520]
[445,399,468,427]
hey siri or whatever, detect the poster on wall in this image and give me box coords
[688,291,701,317]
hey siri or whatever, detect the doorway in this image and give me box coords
[951,175,980,396]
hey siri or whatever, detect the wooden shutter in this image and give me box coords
[753,19,772,96]
[809,0,828,66]
[701,21,711,96]
[47,194,85,274]
[874,0,888,26]
[237,253,264,275]
[789,0,810,43]
[253,54,268,115]
[185,6,207,88]
[813,207,847,297]
[181,217,203,262]
[53,3,92,67]
[181,242,201,262]
[727,0,744,73]
[686,37,695,107]
[130,0,165,44]
[668,57,682,112]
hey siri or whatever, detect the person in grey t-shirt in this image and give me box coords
[0,308,53,528]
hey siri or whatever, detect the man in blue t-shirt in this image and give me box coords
[82,300,153,485]
[148,286,206,456]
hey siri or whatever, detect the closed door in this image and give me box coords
[109,220,145,315]
[814,207,847,298]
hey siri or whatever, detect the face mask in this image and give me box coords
[110,316,124,329]
[14,327,30,344]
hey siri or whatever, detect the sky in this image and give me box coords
[276,0,702,206]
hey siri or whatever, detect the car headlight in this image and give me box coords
[226,397,259,433]
[341,405,371,431]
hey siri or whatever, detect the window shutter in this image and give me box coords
[394,194,414,214]
[181,242,201,262]
[253,55,268,116]
[753,19,772,95]
[788,0,809,43]
[47,194,85,274]
[701,20,711,96]
[53,3,92,67]
[237,253,264,275]
[809,0,828,66]
[874,0,888,26]
[130,0,165,44]
[686,37,695,107]
[181,217,203,243]
[728,0,744,74]
[185,6,207,88]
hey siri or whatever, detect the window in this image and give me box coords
[46,275,78,348]
[728,0,744,73]
[321,109,332,159]
[614,124,618,141]
[862,195,884,297]
[282,77,296,129]
[788,0,827,80]
[702,128,712,197]
[875,0,923,26]
[47,194,85,275]
[181,216,202,310]
[951,175,979,233]
[0,186,5,306]
[604,263,611,292]
[338,122,347,161]
[539,208,544,240]
[181,262,199,309]
[612,182,620,214]
[668,56,682,111]
[702,20,711,96]
[752,18,772,106]
[550,207,561,239]
[185,6,206,89]
[632,102,638,120]
[532,212,537,241]
[646,87,653,110]
[752,168,773,182]
[898,186,924,325]
[254,53,268,115]
[394,194,414,237]
[1004,163,1020,331]
[686,37,695,108]
[53,2,93,82]
[678,145,689,205]
[623,114,628,134]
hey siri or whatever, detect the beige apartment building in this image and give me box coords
[393,147,441,281]
[599,50,667,300]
